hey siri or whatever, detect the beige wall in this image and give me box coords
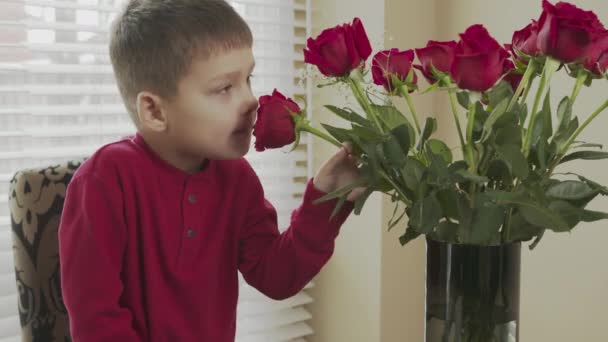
[308,0,608,341]
[306,1,385,341]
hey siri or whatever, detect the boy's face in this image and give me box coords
[163,46,258,160]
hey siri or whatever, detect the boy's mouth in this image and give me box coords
[233,122,255,135]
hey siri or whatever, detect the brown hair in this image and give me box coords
[109,0,253,125]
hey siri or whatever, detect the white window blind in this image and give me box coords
[0,0,313,341]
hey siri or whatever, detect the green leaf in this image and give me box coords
[456,193,473,242]
[330,195,348,220]
[487,160,513,184]
[506,211,543,243]
[430,221,459,243]
[320,123,351,143]
[518,103,529,126]
[530,90,553,153]
[559,151,608,164]
[457,91,470,109]
[357,143,382,184]
[455,169,489,184]
[420,82,440,95]
[581,209,608,222]
[495,125,522,147]
[324,105,372,128]
[387,198,406,231]
[426,151,452,188]
[373,104,409,130]
[485,191,569,231]
[383,137,407,168]
[425,139,452,164]
[495,108,520,128]
[546,180,598,200]
[571,142,603,149]
[354,186,374,215]
[532,138,548,171]
[436,189,460,220]
[401,157,426,198]
[351,124,384,142]
[496,144,529,179]
[470,197,505,244]
[471,102,490,140]
[557,96,572,131]
[529,230,545,250]
[418,117,437,150]
[448,160,468,173]
[487,80,514,108]
[481,98,510,142]
[391,124,412,155]
[521,205,569,232]
[554,117,579,149]
[410,193,443,233]
[312,178,368,204]
[548,200,581,229]
[573,174,608,196]
[399,225,421,245]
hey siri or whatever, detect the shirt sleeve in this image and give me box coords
[58,173,142,341]
[238,169,353,300]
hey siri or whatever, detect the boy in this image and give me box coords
[58,0,362,341]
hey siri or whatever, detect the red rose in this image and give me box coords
[253,89,301,152]
[303,17,372,77]
[451,25,510,92]
[537,0,606,63]
[414,40,457,83]
[371,48,418,92]
[512,20,541,57]
[583,34,608,76]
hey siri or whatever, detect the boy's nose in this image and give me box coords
[245,90,258,111]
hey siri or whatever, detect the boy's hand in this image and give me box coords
[313,143,365,202]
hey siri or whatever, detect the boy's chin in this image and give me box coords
[215,140,251,160]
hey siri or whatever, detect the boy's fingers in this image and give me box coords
[325,145,349,169]
[342,142,353,155]
[347,187,366,202]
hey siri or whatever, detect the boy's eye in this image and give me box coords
[218,85,232,94]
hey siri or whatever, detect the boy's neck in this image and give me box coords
[137,132,208,174]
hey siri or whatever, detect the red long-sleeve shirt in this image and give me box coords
[58,133,352,341]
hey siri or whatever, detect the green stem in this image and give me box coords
[544,99,608,179]
[559,99,608,156]
[399,85,422,134]
[520,77,533,106]
[448,91,468,161]
[465,99,479,203]
[348,76,384,133]
[466,100,478,172]
[523,57,561,157]
[378,170,412,206]
[301,125,343,149]
[570,68,588,104]
[507,59,537,112]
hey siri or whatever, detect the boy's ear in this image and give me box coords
[136,91,168,132]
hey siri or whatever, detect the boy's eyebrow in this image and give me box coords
[210,62,256,82]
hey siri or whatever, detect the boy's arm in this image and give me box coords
[59,174,142,341]
[238,172,353,300]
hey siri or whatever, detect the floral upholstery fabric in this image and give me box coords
[8,160,84,342]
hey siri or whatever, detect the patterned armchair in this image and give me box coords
[8,160,83,342]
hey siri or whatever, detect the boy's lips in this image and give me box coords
[233,120,256,134]
[233,123,254,134]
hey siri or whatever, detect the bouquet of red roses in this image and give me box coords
[253,0,608,248]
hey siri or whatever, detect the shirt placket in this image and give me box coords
[179,178,201,269]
